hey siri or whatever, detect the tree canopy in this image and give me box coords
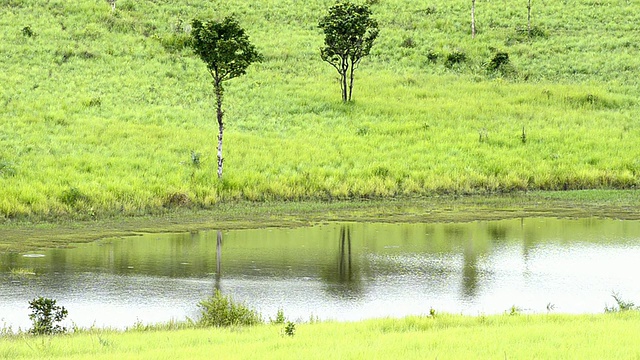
[191,17,262,86]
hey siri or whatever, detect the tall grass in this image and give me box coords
[2,0,640,220]
[1,312,639,359]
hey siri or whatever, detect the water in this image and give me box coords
[1,217,640,331]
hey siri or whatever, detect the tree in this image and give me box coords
[319,2,379,102]
[471,0,477,38]
[28,297,68,335]
[190,17,262,179]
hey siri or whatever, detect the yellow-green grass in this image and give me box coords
[2,0,640,221]
[2,312,640,359]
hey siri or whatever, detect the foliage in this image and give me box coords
[270,308,286,324]
[283,321,296,337]
[319,1,379,101]
[21,25,34,37]
[445,50,467,68]
[28,297,68,335]
[605,292,638,313]
[197,290,262,327]
[59,187,87,207]
[190,17,262,86]
[488,52,509,71]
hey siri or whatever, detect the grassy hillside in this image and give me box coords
[2,312,640,359]
[2,0,640,220]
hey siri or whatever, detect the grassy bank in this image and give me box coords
[2,0,640,221]
[2,312,640,359]
[2,190,640,252]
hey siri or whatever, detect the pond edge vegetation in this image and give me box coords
[2,292,640,359]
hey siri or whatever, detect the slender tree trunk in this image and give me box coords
[108,0,116,11]
[214,80,224,179]
[348,59,355,102]
[471,0,476,39]
[341,58,348,102]
[527,0,532,37]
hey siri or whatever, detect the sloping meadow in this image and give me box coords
[1,0,639,219]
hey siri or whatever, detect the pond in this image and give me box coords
[2,217,640,331]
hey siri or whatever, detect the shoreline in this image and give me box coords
[2,190,639,252]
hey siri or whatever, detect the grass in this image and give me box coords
[1,0,640,221]
[8,267,36,277]
[1,312,639,359]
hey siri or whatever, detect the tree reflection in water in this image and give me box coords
[322,225,364,299]
[215,230,222,292]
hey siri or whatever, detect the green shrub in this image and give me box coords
[445,50,466,68]
[59,187,86,206]
[270,308,286,324]
[28,297,68,335]
[488,52,509,71]
[21,25,34,37]
[197,290,263,327]
[426,49,439,63]
[605,292,638,313]
[283,321,296,337]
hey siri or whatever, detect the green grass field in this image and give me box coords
[2,0,640,221]
[2,312,640,359]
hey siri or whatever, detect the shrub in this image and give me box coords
[283,321,296,337]
[59,187,86,206]
[426,50,439,63]
[163,192,191,208]
[28,297,68,335]
[605,292,638,312]
[197,290,262,327]
[270,308,286,324]
[488,52,509,71]
[22,25,34,37]
[445,50,466,68]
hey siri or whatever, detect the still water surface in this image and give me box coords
[2,218,640,330]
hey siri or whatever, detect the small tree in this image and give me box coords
[319,2,379,102]
[28,297,68,335]
[190,17,262,179]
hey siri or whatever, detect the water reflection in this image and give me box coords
[2,218,640,330]
[321,226,363,299]
[215,230,222,292]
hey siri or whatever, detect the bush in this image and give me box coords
[283,321,296,337]
[445,50,466,68]
[197,290,262,327]
[28,297,68,335]
[426,50,439,63]
[270,308,286,324]
[59,187,86,206]
[605,292,638,313]
[22,25,34,37]
[488,52,509,71]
